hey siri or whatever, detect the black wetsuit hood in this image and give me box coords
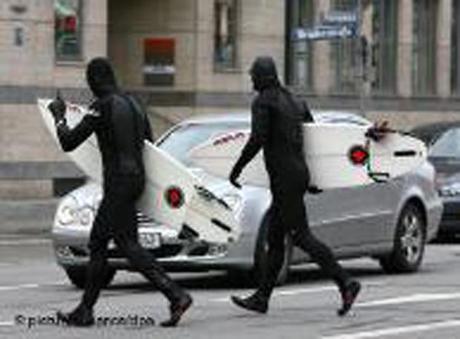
[86,58,118,98]
[249,56,281,92]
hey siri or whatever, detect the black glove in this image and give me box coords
[229,166,242,189]
[88,99,102,113]
[366,121,389,142]
[48,91,66,123]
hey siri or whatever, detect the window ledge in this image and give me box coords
[213,66,242,74]
[55,59,85,68]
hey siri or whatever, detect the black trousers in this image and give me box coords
[258,187,350,298]
[80,176,183,309]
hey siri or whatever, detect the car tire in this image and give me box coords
[253,212,293,286]
[379,203,426,273]
[64,267,116,289]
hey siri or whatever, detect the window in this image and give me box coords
[158,122,248,166]
[330,0,359,94]
[412,0,438,96]
[286,0,316,90]
[54,0,82,61]
[451,0,460,95]
[429,128,460,158]
[371,0,398,94]
[214,0,239,70]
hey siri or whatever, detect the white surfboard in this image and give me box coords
[187,124,427,189]
[38,99,240,244]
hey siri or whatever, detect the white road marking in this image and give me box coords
[0,321,14,327]
[0,238,51,246]
[210,282,383,302]
[321,319,460,339]
[0,282,67,292]
[0,283,40,291]
[211,286,336,302]
[357,292,460,308]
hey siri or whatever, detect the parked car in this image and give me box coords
[52,111,442,288]
[411,122,460,241]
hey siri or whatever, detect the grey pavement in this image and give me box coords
[1,237,460,338]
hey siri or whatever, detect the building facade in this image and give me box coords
[0,0,284,198]
[286,0,460,125]
[0,0,107,198]
[1,0,460,198]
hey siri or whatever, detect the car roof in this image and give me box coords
[411,121,460,134]
[411,121,460,143]
[180,110,367,125]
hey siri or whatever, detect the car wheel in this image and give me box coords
[253,212,293,286]
[379,203,426,273]
[64,267,116,289]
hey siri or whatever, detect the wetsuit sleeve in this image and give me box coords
[232,98,270,173]
[56,115,97,152]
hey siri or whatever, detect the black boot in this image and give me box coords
[337,280,361,316]
[231,291,269,314]
[57,304,95,327]
[160,293,193,327]
[141,267,192,327]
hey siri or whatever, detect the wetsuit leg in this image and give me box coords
[282,192,350,290]
[257,204,288,299]
[110,181,185,303]
[80,199,112,309]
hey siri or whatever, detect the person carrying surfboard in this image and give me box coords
[47,57,192,327]
[229,56,361,316]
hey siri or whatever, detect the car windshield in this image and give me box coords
[429,128,460,159]
[157,122,249,166]
[314,113,371,126]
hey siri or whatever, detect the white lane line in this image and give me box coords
[0,239,51,246]
[357,292,460,308]
[0,283,40,291]
[210,282,383,302]
[211,286,336,302]
[0,321,14,327]
[321,319,460,339]
[0,282,67,292]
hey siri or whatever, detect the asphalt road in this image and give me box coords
[1,235,460,339]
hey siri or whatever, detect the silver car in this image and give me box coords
[51,111,443,288]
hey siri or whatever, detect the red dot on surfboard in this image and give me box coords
[349,146,369,166]
[165,186,185,209]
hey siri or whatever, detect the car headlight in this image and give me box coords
[221,193,243,212]
[439,182,460,197]
[56,196,79,226]
[56,196,96,227]
[79,206,95,226]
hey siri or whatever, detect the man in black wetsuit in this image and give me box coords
[229,56,361,316]
[48,57,192,327]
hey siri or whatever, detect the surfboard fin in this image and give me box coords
[368,172,390,183]
[194,185,232,211]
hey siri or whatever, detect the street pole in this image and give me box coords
[356,0,366,119]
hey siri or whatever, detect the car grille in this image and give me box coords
[107,245,183,258]
[136,211,155,225]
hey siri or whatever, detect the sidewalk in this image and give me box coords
[0,199,58,235]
